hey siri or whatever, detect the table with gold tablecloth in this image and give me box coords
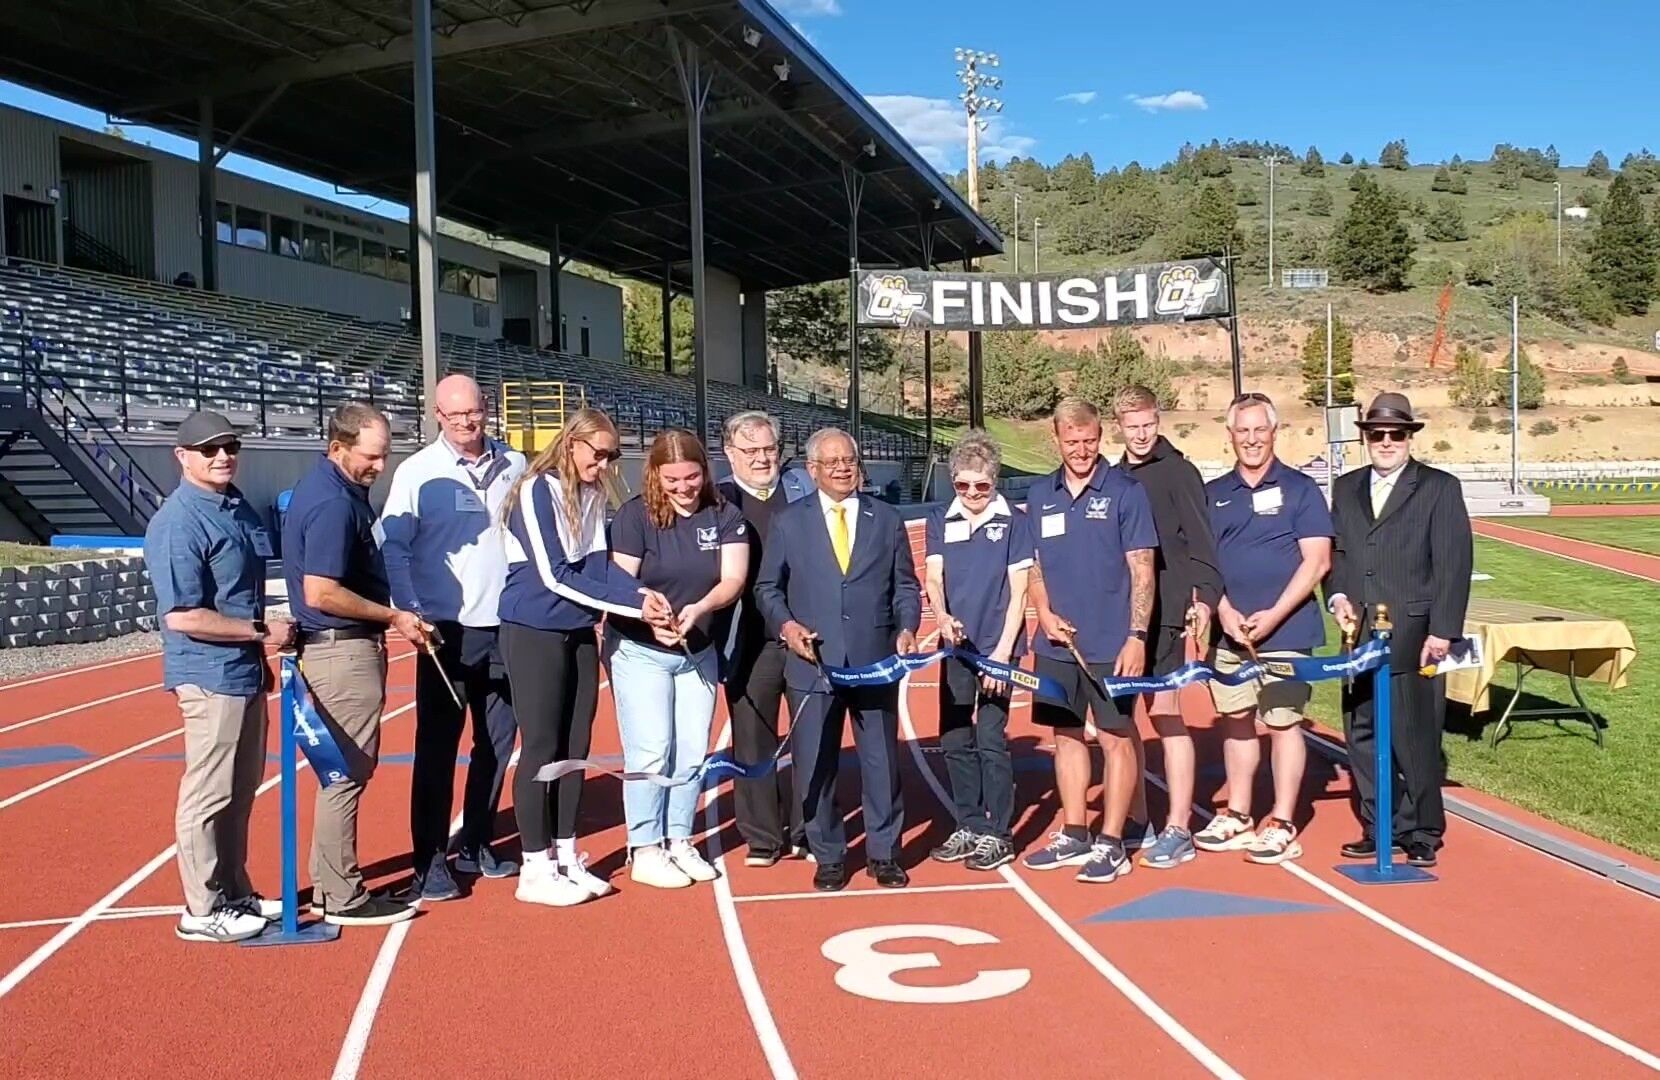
[1445,598,1638,747]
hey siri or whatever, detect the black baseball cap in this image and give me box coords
[175,411,240,448]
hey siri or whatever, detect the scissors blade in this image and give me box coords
[424,643,465,711]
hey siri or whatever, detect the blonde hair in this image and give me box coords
[1112,385,1158,416]
[1052,396,1101,431]
[642,428,720,528]
[499,407,617,536]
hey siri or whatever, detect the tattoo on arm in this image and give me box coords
[1127,549,1154,633]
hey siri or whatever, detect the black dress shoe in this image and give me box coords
[866,859,910,889]
[813,862,849,891]
[1403,842,1438,868]
[1340,837,1405,859]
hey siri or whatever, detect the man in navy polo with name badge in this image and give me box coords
[147,410,293,943]
[377,374,527,901]
[1194,392,1333,866]
[1022,397,1158,885]
[284,402,431,927]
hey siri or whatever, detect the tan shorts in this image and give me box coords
[1207,646,1311,729]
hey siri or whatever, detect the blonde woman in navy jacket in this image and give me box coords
[498,408,672,907]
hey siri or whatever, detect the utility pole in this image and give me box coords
[1554,181,1563,266]
[1012,191,1021,273]
[954,47,1001,431]
[1033,218,1042,272]
[1325,301,1338,502]
[1510,295,1521,494]
[1267,155,1279,287]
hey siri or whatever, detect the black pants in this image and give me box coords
[938,657,1013,841]
[1343,668,1448,850]
[788,683,903,863]
[725,640,804,856]
[500,623,599,852]
[410,623,518,871]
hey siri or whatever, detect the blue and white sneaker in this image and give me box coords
[414,855,462,902]
[1139,826,1197,869]
[1123,820,1158,851]
[1076,838,1133,883]
[1021,831,1095,871]
[457,844,519,879]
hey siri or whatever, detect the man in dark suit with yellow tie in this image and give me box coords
[1327,392,1473,868]
[755,428,922,891]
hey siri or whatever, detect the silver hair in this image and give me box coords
[805,426,860,462]
[948,429,1001,480]
[723,410,779,446]
[1225,393,1280,430]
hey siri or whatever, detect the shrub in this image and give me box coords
[1469,412,1494,432]
[1495,418,1515,434]
[1613,357,1638,383]
[1529,419,1559,436]
[1582,413,1604,422]
[1433,439,1453,452]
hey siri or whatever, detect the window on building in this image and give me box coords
[472,270,498,303]
[580,325,591,357]
[269,216,301,258]
[302,224,331,266]
[333,234,361,273]
[215,202,234,245]
[386,246,410,284]
[361,239,387,278]
[439,259,463,294]
[234,206,268,250]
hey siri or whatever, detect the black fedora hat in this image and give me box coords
[1356,391,1424,432]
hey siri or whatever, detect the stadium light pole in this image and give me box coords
[1554,181,1563,266]
[1012,191,1021,273]
[1510,295,1521,494]
[410,0,441,440]
[1267,155,1278,287]
[957,47,1000,430]
[1032,218,1042,272]
[671,32,713,444]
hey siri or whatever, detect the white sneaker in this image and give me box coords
[630,844,693,889]
[176,905,266,943]
[227,893,282,920]
[667,839,718,883]
[514,864,589,908]
[563,853,614,898]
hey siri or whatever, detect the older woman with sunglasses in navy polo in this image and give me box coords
[923,431,1034,872]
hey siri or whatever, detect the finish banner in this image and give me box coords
[854,258,1232,331]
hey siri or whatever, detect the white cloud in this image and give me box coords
[1098,112,1116,121]
[866,94,1037,171]
[791,21,816,43]
[775,0,842,15]
[1056,91,1098,106]
[1126,89,1208,112]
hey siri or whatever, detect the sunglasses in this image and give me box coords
[192,441,241,458]
[1231,391,1273,407]
[1364,429,1409,444]
[953,479,994,495]
[577,438,622,463]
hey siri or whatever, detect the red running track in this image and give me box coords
[0,538,1657,1077]
[1473,519,1660,582]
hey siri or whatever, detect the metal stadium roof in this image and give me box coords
[0,0,1003,290]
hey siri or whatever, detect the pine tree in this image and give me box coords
[1339,151,1355,165]
[1496,349,1546,410]
[1448,345,1494,407]
[1299,315,1356,405]
[1425,199,1469,241]
[1166,183,1242,258]
[1308,186,1334,217]
[1300,146,1325,177]
[1379,139,1410,170]
[1588,174,1658,314]
[1447,171,1469,195]
[984,331,1059,419]
[1072,331,1178,409]
[1431,166,1453,192]
[1328,175,1416,291]
[1585,150,1611,179]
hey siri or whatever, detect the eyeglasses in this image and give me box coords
[728,443,778,459]
[193,441,240,458]
[437,408,485,422]
[811,456,859,469]
[1364,429,1409,444]
[953,479,994,495]
[1231,392,1273,406]
[577,438,622,463]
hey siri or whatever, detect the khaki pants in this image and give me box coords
[174,686,268,917]
[301,636,387,911]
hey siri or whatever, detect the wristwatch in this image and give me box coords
[252,619,269,641]
[1128,628,1148,642]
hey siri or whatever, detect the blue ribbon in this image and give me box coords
[281,656,352,788]
[821,648,1069,700]
[532,746,784,789]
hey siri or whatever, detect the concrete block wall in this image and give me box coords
[0,557,156,648]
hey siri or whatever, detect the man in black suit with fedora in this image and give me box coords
[1327,392,1472,867]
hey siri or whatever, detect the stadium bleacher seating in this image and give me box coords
[0,261,931,463]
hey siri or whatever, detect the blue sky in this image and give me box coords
[2,0,1653,218]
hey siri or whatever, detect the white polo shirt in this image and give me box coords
[374,436,527,627]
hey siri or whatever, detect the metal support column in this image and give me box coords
[197,98,217,292]
[661,264,674,373]
[1225,248,1243,399]
[965,256,984,428]
[842,165,865,442]
[548,224,562,352]
[411,0,441,439]
[671,32,713,443]
[918,219,937,452]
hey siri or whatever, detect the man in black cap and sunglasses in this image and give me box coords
[1326,392,1472,868]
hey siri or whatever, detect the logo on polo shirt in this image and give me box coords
[697,526,719,550]
[983,521,1007,542]
[1085,496,1111,520]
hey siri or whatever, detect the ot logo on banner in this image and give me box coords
[821,924,1031,1004]
[1154,264,1222,317]
[864,275,926,326]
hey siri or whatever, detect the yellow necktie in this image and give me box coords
[830,505,851,573]
[1372,479,1389,517]
[755,488,772,501]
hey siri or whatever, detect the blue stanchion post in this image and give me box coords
[1336,604,1435,886]
[244,654,340,947]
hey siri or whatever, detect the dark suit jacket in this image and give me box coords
[1327,457,1474,672]
[754,492,923,691]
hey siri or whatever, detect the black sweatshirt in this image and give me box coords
[1116,435,1223,628]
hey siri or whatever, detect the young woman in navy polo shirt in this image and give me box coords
[607,430,749,888]
[923,432,1033,872]
[498,409,673,908]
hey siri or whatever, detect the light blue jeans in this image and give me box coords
[606,634,719,848]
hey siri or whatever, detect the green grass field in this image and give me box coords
[1306,537,1659,858]
[1536,484,1660,507]
[0,542,103,567]
[1507,516,1660,556]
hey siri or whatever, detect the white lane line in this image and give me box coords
[0,698,417,1003]
[1153,776,1660,1071]
[898,679,1244,1080]
[0,906,185,932]
[0,650,159,693]
[1476,528,1660,584]
[731,882,1015,904]
[705,719,798,1080]
[0,682,166,736]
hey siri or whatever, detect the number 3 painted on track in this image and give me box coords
[820,924,1031,1004]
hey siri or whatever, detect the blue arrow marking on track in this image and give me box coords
[0,745,96,768]
[1084,887,1335,924]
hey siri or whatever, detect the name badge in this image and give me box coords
[1040,512,1067,539]
[250,529,274,558]
[454,489,486,513]
[1252,486,1284,515]
[943,520,971,544]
